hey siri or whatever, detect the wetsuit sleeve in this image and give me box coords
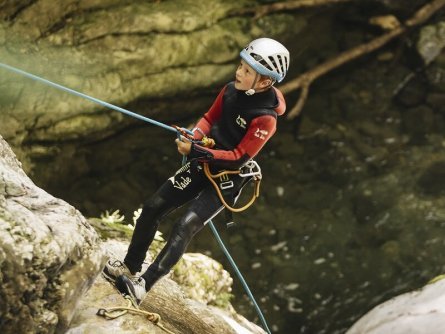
[189,115,277,170]
[192,86,226,140]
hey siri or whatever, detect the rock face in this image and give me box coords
[0,135,265,334]
[346,278,445,334]
[0,134,106,333]
[0,0,297,173]
[67,239,266,334]
[0,0,301,213]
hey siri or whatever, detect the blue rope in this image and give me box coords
[0,62,193,136]
[0,61,271,334]
[208,222,271,334]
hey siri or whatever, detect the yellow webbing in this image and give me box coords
[97,295,175,334]
[203,162,260,212]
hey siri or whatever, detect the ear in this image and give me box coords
[260,79,272,87]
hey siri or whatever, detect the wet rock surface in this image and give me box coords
[347,278,445,334]
[67,237,265,334]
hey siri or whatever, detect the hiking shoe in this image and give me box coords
[103,259,133,282]
[115,275,147,304]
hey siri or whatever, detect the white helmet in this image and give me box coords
[240,38,290,83]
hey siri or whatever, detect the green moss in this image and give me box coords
[87,218,134,240]
[212,292,234,309]
[428,274,445,284]
[171,253,234,311]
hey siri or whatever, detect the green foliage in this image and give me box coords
[100,209,125,225]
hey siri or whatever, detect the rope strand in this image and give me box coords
[97,296,175,334]
[0,62,193,137]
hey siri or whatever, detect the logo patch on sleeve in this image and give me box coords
[254,128,268,140]
[236,115,247,129]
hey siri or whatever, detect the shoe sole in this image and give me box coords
[102,263,134,283]
[102,266,120,283]
[115,275,141,304]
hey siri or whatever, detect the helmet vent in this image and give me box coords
[273,55,288,75]
[268,56,279,73]
[251,53,273,72]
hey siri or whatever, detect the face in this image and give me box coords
[235,60,271,92]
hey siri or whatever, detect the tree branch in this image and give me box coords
[281,0,445,119]
[231,0,355,18]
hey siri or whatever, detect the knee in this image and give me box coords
[174,211,204,240]
[138,193,169,224]
[154,212,204,276]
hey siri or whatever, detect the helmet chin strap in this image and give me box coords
[245,73,259,96]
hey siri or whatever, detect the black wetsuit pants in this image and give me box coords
[123,160,246,291]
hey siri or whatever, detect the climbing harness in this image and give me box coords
[0,62,272,334]
[203,161,262,212]
[97,295,176,334]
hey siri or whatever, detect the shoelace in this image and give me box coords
[109,260,124,267]
[133,277,145,288]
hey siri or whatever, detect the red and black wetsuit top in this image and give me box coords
[190,81,286,170]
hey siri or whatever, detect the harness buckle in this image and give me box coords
[220,181,234,190]
[239,160,262,179]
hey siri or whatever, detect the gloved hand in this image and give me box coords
[201,136,215,148]
[175,137,192,155]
